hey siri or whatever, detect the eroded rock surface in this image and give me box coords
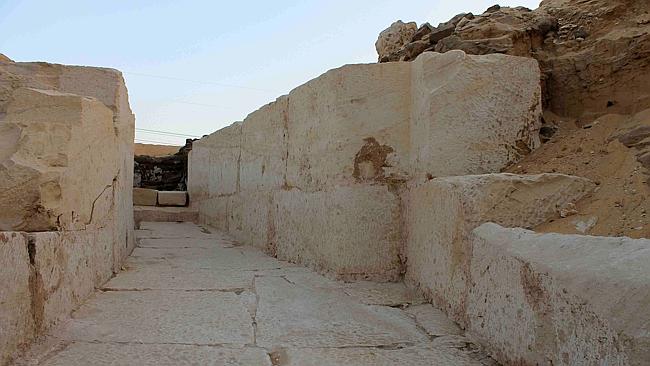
[377,0,650,120]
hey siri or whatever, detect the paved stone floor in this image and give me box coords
[17,222,497,366]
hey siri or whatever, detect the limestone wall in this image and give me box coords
[189,50,542,280]
[0,58,135,364]
[468,223,650,366]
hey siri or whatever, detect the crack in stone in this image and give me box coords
[250,276,260,346]
[99,287,248,294]
[65,339,265,348]
[279,275,296,285]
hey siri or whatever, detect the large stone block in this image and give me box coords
[0,232,33,365]
[29,229,114,331]
[0,61,135,249]
[197,196,230,232]
[273,185,403,281]
[133,188,157,206]
[188,122,242,199]
[468,223,650,366]
[133,206,198,227]
[410,51,542,180]
[0,57,135,363]
[286,62,412,191]
[157,191,187,207]
[226,191,274,252]
[404,173,594,325]
[0,88,119,231]
[240,96,288,192]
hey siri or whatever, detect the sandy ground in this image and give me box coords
[507,110,650,239]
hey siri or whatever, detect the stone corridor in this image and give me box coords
[16,222,495,366]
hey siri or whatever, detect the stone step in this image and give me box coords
[133,206,198,227]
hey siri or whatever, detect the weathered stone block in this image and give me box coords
[157,191,187,207]
[286,62,411,191]
[468,223,650,366]
[133,188,158,206]
[404,173,594,325]
[226,192,274,252]
[197,196,230,232]
[29,230,114,331]
[134,206,198,227]
[410,51,541,180]
[188,52,544,285]
[240,96,288,192]
[0,57,135,361]
[0,88,119,231]
[0,232,33,365]
[188,122,241,199]
[273,185,403,281]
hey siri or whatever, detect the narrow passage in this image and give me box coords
[18,222,495,366]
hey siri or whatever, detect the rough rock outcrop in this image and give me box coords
[189,51,542,280]
[375,20,418,61]
[377,0,650,120]
[468,223,650,365]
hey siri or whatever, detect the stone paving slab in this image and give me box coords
[137,237,235,249]
[277,345,486,366]
[404,304,463,337]
[103,261,254,291]
[54,290,254,345]
[342,281,425,306]
[39,343,271,366]
[137,222,218,238]
[19,222,497,366]
[129,246,288,270]
[255,276,429,348]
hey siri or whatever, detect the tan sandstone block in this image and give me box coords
[0,87,120,232]
[404,173,594,326]
[29,230,114,330]
[157,191,187,207]
[197,196,230,232]
[286,62,412,191]
[240,96,288,192]
[0,232,33,365]
[468,223,650,366]
[410,50,542,180]
[273,185,403,281]
[226,192,274,252]
[133,188,158,206]
[133,206,198,227]
[188,122,241,200]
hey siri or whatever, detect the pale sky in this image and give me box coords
[0,0,540,145]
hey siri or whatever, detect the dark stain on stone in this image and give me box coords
[26,235,45,332]
[353,137,395,182]
[520,262,548,312]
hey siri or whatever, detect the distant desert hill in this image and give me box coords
[134,143,180,156]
